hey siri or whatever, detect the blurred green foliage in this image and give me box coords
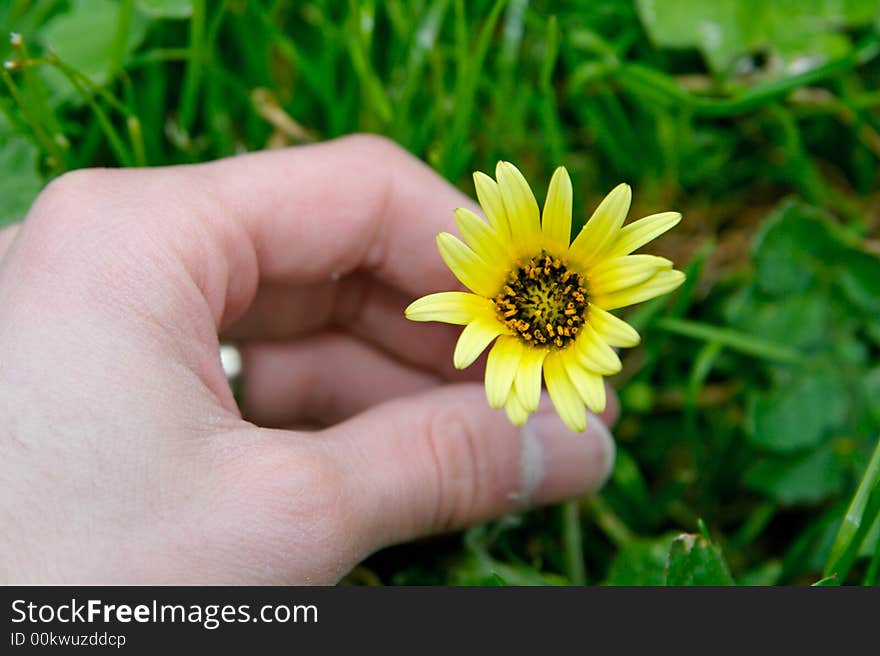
[2,0,880,585]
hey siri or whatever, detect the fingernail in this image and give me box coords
[517,397,616,506]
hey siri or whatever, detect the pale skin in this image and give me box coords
[0,135,617,584]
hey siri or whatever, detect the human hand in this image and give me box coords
[0,135,616,584]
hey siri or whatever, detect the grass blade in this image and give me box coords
[178,0,206,136]
[654,317,805,365]
[824,435,880,582]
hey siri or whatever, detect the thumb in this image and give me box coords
[319,382,616,550]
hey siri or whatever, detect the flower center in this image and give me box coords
[493,252,589,348]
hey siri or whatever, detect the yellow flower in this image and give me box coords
[405,162,684,432]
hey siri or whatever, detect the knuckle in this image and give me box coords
[30,168,115,225]
[425,407,486,531]
[16,169,124,277]
[224,436,353,546]
[331,134,408,273]
[337,132,407,161]
[25,169,157,255]
[19,168,159,290]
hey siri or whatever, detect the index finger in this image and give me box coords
[196,134,476,326]
[18,134,475,334]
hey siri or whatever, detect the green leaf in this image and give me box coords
[746,444,845,504]
[0,136,43,226]
[39,0,149,101]
[747,369,849,453]
[732,290,828,351]
[751,200,842,296]
[635,0,762,73]
[837,251,880,317]
[605,535,677,586]
[635,0,880,74]
[665,533,735,586]
[135,0,193,18]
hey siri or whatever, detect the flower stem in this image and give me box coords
[562,500,586,585]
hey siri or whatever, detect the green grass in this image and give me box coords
[3,0,880,585]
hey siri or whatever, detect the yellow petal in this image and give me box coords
[454,318,508,369]
[593,269,686,311]
[504,392,530,427]
[574,324,622,375]
[541,166,573,253]
[405,291,497,325]
[568,183,631,267]
[543,351,586,432]
[588,304,640,347]
[605,211,681,259]
[473,171,511,238]
[454,207,511,264]
[436,232,502,297]
[496,161,541,254]
[564,358,607,414]
[588,254,673,296]
[513,346,549,414]
[485,336,523,409]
